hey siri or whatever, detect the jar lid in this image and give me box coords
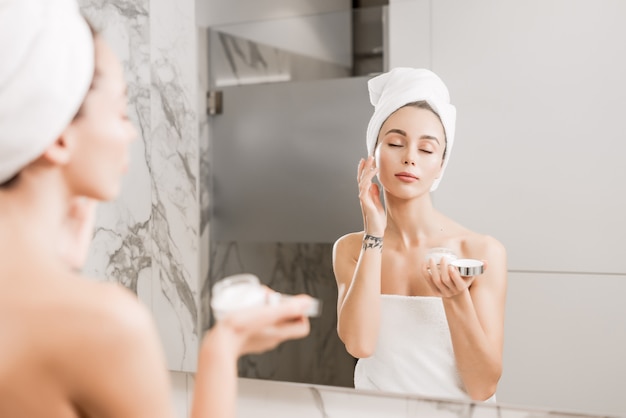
[450,259,484,276]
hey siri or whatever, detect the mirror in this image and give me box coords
[201,1,626,416]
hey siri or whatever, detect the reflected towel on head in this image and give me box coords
[366,68,456,191]
[0,0,94,183]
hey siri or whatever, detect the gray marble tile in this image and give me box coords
[79,0,201,372]
[209,30,349,87]
[149,0,199,372]
[78,0,153,304]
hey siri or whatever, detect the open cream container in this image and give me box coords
[450,259,484,277]
[425,247,458,264]
[210,273,321,320]
[425,248,484,277]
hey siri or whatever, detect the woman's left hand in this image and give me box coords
[423,258,487,298]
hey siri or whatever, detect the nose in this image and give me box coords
[402,148,417,166]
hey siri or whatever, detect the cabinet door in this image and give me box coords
[211,76,371,243]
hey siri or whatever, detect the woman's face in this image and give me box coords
[374,105,446,198]
[63,36,136,201]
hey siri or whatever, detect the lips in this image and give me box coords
[395,172,419,182]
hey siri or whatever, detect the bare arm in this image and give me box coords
[333,233,383,358]
[190,296,312,418]
[423,237,507,400]
[333,156,387,358]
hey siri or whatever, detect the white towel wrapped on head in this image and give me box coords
[366,68,456,191]
[0,0,94,183]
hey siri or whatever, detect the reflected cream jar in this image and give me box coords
[211,274,266,320]
[210,273,322,320]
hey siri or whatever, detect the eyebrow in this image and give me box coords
[383,129,440,144]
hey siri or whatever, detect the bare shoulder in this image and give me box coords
[459,232,507,291]
[463,233,506,262]
[69,278,152,328]
[332,231,364,262]
[57,278,172,416]
[49,279,156,368]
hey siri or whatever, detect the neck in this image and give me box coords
[0,167,73,263]
[383,191,443,248]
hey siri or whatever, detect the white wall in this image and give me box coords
[389,0,626,415]
[171,371,194,418]
[499,272,626,416]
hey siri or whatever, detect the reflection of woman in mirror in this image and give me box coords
[333,68,507,401]
[0,1,313,417]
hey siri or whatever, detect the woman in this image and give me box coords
[333,68,507,401]
[0,0,313,417]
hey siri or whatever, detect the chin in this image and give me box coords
[386,186,428,200]
[94,185,121,202]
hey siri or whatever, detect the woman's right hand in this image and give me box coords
[358,156,386,236]
[210,295,313,357]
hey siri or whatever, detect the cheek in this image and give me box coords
[374,153,395,186]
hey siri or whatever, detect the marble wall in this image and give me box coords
[79,0,202,373]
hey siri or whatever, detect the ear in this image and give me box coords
[41,126,79,166]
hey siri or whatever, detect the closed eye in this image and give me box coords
[420,149,433,154]
[388,144,402,148]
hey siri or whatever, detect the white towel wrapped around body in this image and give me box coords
[354,294,496,402]
[366,68,456,191]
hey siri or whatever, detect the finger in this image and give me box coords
[359,172,378,200]
[359,166,379,191]
[447,264,470,290]
[225,302,303,335]
[267,294,315,322]
[360,156,376,177]
[271,316,311,341]
[247,316,311,354]
[423,265,442,296]
[359,158,376,181]
[369,183,381,202]
[357,158,365,181]
[436,259,456,292]
[427,259,450,293]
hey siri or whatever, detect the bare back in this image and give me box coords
[0,241,174,418]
